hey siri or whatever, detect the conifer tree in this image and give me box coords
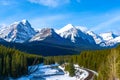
[65,63,75,77]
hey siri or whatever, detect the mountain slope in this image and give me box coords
[87,31,103,44]
[57,24,96,49]
[0,20,120,55]
[99,32,119,46]
[0,20,36,43]
[99,32,118,41]
[30,28,72,46]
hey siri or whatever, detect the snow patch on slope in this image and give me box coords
[1,20,120,47]
[87,31,103,44]
[57,24,79,42]
[57,24,75,34]
[30,28,54,41]
[57,24,95,44]
[99,32,117,41]
[99,32,119,46]
[0,20,36,43]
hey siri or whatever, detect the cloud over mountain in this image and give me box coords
[28,0,70,7]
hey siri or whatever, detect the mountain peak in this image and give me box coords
[29,28,64,43]
[63,24,75,30]
[40,28,55,35]
[21,19,29,25]
[57,24,75,34]
[0,19,36,43]
[11,19,30,26]
[99,32,118,41]
[76,26,88,32]
[65,24,74,28]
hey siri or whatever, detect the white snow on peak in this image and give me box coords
[56,24,95,44]
[30,28,56,41]
[87,31,103,44]
[102,36,120,47]
[21,19,27,24]
[0,24,7,32]
[11,21,19,25]
[57,24,78,42]
[0,20,36,43]
[10,19,29,26]
[21,19,31,26]
[76,26,88,32]
[111,36,120,43]
[99,32,117,41]
[64,24,75,29]
[0,24,6,28]
[97,32,120,47]
[1,20,120,47]
[57,24,75,34]
[56,24,78,42]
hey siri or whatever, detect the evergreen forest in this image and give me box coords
[0,45,43,79]
[1,44,120,80]
[44,45,120,80]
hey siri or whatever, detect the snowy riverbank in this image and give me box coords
[11,63,97,80]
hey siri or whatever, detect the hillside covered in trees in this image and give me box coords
[44,45,120,80]
[0,44,120,80]
[0,45,43,79]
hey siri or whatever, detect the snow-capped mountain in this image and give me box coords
[57,24,78,42]
[0,19,120,48]
[76,26,88,32]
[0,20,36,43]
[56,24,95,45]
[110,36,120,44]
[76,26,120,47]
[99,32,118,41]
[30,28,70,45]
[98,32,119,47]
[75,26,104,45]
[87,31,103,44]
[86,31,120,47]
[0,19,120,55]
[30,28,55,41]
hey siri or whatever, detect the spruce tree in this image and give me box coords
[68,63,75,77]
[65,63,75,77]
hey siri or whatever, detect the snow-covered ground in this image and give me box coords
[11,64,96,80]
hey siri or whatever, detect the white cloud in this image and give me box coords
[91,16,120,32]
[30,14,69,28]
[0,0,10,6]
[0,0,16,6]
[28,0,70,7]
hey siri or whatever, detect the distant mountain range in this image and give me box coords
[0,20,119,56]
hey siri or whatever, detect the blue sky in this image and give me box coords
[0,0,120,33]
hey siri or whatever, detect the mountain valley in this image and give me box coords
[0,20,120,56]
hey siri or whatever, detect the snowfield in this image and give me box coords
[11,64,97,80]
